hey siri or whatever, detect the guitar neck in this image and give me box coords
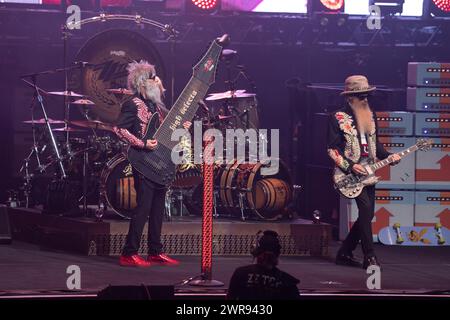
[154,77,208,148]
[370,144,419,171]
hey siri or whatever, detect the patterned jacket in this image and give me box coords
[327,106,390,173]
[114,95,166,148]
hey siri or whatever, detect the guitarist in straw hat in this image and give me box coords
[327,75,401,269]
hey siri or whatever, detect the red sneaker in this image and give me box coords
[119,255,152,267]
[148,253,180,266]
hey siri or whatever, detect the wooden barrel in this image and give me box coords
[256,178,292,212]
[117,176,137,210]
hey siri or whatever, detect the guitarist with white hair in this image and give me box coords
[327,75,401,269]
[113,60,190,267]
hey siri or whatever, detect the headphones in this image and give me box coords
[251,230,281,257]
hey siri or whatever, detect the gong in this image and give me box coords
[73,29,166,123]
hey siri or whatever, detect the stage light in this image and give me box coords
[320,0,344,10]
[433,0,450,12]
[423,0,450,17]
[191,0,219,10]
[308,0,344,14]
[369,0,405,16]
[185,0,220,13]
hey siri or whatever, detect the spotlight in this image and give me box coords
[369,0,405,16]
[320,0,344,10]
[186,0,221,13]
[308,0,344,14]
[424,0,450,17]
[433,0,450,12]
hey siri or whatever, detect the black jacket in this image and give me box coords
[114,94,166,148]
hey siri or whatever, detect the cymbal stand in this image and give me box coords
[213,190,219,218]
[79,106,99,138]
[23,77,67,179]
[82,148,88,215]
[20,94,45,170]
[62,24,73,154]
[19,125,46,207]
[19,149,33,208]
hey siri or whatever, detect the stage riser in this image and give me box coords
[8,208,331,257]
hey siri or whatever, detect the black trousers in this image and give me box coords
[122,172,166,256]
[341,185,376,257]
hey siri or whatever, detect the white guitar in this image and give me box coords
[333,138,433,199]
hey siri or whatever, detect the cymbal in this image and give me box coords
[106,88,133,95]
[71,99,95,105]
[23,118,65,124]
[52,127,86,132]
[70,120,113,132]
[47,90,83,97]
[206,90,256,101]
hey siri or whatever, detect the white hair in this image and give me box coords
[127,60,156,93]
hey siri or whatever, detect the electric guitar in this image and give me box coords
[333,138,433,199]
[127,34,229,186]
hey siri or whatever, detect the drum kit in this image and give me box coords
[18,84,130,216]
[19,80,293,221]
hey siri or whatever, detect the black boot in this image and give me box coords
[363,255,381,270]
[335,249,362,268]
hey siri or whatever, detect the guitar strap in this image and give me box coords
[360,133,369,158]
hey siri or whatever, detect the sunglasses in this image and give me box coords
[350,93,371,100]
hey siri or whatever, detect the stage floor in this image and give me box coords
[1,240,449,298]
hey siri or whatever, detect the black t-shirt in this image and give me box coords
[227,264,300,300]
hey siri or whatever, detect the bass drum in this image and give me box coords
[100,153,137,218]
[185,159,292,221]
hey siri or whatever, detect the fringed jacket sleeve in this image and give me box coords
[326,114,355,174]
[113,101,145,149]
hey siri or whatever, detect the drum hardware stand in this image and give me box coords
[80,107,99,139]
[259,131,268,158]
[21,77,67,179]
[238,192,246,221]
[19,157,33,208]
[164,188,173,221]
[61,24,72,151]
[19,95,46,207]
[177,189,184,217]
[213,190,219,218]
[95,198,106,222]
[81,148,89,215]
[288,184,303,217]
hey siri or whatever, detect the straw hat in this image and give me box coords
[340,75,376,96]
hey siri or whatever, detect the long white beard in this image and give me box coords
[352,104,374,134]
[143,82,163,105]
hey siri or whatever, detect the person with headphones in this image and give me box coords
[227,230,300,300]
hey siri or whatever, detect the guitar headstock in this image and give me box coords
[192,34,229,85]
[417,138,433,152]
